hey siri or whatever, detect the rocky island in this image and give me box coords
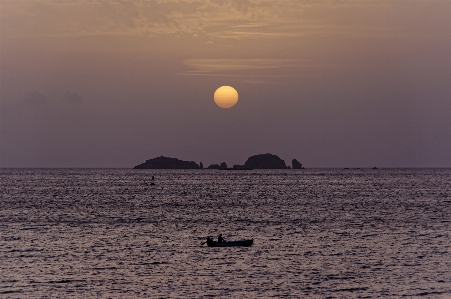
[134,153,304,169]
[244,153,287,169]
[133,156,201,169]
[292,159,304,169]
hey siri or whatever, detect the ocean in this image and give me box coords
[1,168,450,298]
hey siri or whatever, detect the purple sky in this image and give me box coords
[1,0,450,168]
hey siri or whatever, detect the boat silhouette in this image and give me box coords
[204,237,253,247]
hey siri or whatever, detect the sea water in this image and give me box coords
[0,168,450,298]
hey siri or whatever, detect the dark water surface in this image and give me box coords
[1,169,450,298]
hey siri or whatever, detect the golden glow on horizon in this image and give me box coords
[214,86,238,108]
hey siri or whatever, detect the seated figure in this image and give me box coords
[218,234,225,243]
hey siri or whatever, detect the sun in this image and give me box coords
[214,86,238,108]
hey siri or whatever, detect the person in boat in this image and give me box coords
[218,234,225,243]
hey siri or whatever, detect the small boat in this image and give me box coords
[205,237,253,247]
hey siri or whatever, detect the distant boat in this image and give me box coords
[204,237,253,247]
[150,175,155,186]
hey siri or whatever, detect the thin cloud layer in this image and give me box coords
[184,58,306,72]
[181,58,335,81]
[0,0,416,40]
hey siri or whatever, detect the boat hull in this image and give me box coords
[206,239,253,247]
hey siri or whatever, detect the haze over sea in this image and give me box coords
[1,168,450,298]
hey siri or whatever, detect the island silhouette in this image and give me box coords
[133,153,304,169]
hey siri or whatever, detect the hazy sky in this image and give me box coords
[1,0,450,168]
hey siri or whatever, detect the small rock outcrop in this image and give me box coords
[292,159,303,169]
[208,162,228,169]
[244,153,287,169]
[134,156,200,169]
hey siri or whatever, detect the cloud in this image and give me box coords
[180,58,312,83]
[0,0,409,40]
[23,91,47,105]
[63,92,83,104]
[184,58,300,71]
[182,58,328,74]
[180,57,364,83]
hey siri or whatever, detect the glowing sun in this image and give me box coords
[214,86,238,108]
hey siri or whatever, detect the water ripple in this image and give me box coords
[0,168,450,298]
